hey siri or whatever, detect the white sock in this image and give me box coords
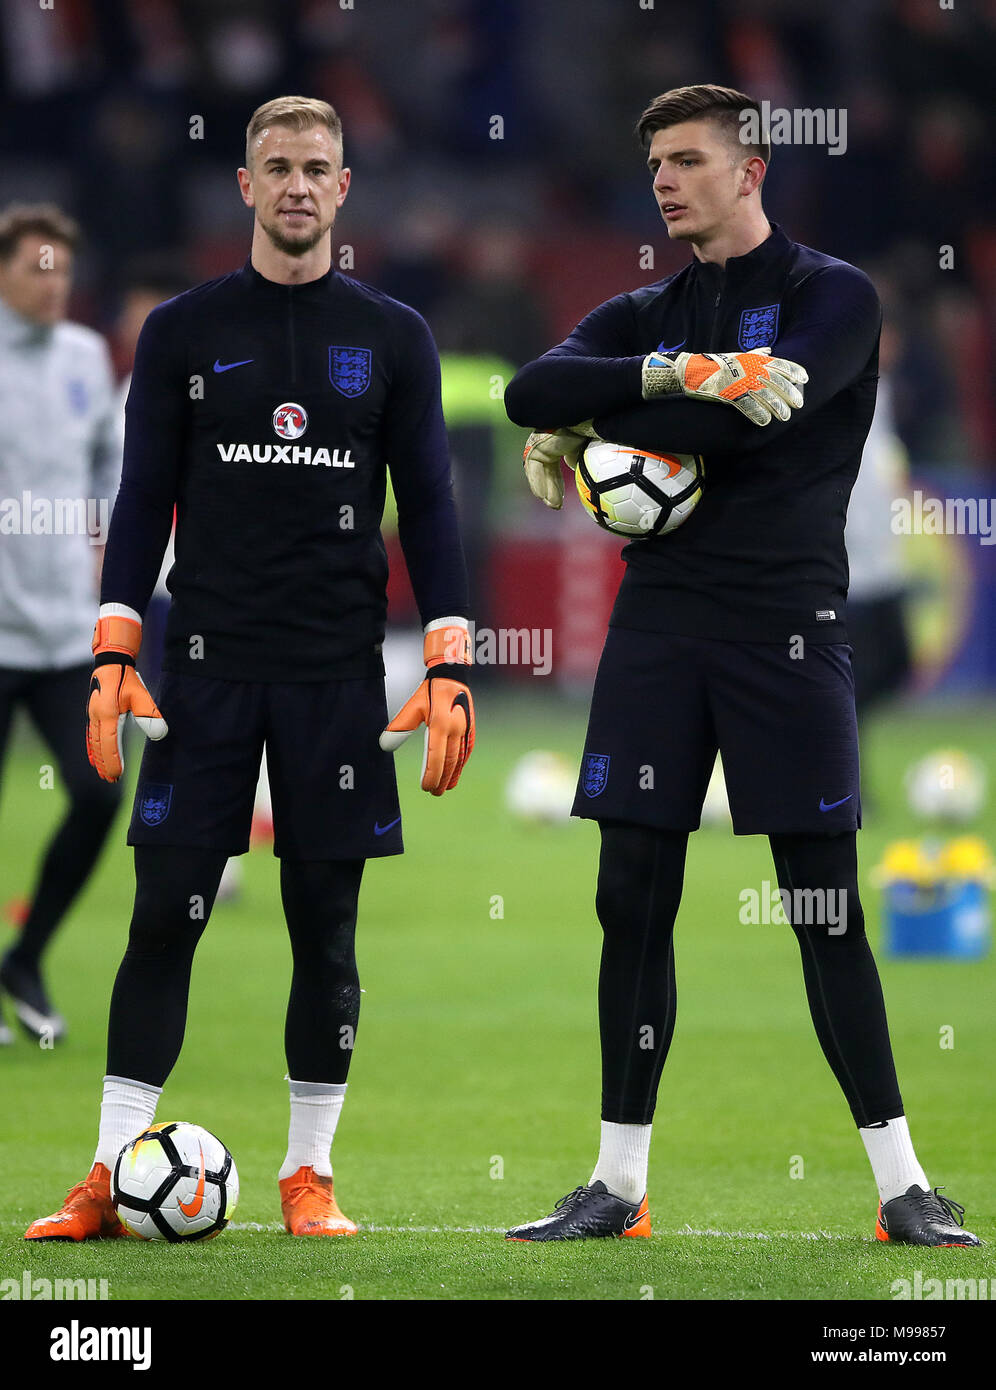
[589,1120,652,1204]
[93,1075,162,1170]
[278,1079,346,1180]
[860,1116,930,1204]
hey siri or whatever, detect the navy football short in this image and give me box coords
[128,671,403,859]
[573,626,861,836]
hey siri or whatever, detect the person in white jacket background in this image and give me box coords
[0,203,123,1045]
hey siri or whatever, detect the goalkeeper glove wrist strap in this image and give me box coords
[424,619,471,669]
[641,353,681,399]
[93,651,136,669]
[92,613,143,660]
[426,662,471,685]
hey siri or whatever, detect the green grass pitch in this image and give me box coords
[0,694,993,1301]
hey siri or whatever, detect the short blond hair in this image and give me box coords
[245,95,343,169]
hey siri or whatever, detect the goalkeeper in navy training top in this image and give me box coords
[26,96,474,1242]
[503,85,977,1247]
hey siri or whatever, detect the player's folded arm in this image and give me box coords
[594,265,882,458]
[504,294,645,429]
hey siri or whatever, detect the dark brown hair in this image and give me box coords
[0,202,80,262]
[636,84,770,167]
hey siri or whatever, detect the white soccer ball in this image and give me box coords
[575,440,704,537]
[112,1122,239,1241]
[905,749,987,824]
[505,750,576,823]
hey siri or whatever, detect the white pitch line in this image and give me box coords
[2,1217,866,1241]
[227,1221,862,1241]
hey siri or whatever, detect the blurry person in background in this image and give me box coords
[0,204,122,1046]
[844,317,913,809]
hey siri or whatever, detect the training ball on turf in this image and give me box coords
[575,440,704,537]
[112,1122,239,1241]
[505,750,576,823]
[905,749,987,824]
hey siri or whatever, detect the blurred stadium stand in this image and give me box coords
[2,0,993,691]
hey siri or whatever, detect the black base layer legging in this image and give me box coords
[596,821,904,1127]
[106,846,364,1087]
[0,664,122,972]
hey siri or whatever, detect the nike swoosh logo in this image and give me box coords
[213,358,254,373]
[623,1207,645,1230]
[178,1145,206,1217]
[819,795,853,812]
[657,339,686,355]
[374,816,401,836]
[451,690,472,762]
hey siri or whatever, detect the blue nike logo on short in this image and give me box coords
[213,358,254,373]
[374,816,401,835]
[819,795,853,812]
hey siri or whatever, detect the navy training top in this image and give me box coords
[102,259,470,681]
[504,224,881,644]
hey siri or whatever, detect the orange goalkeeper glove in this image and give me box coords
[86,605,168,782]
[641,347,807,425]
[379,618,474,795]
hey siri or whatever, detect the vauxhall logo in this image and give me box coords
[216,442,355,468]
[273,402,308,439]
[217,401,355,467]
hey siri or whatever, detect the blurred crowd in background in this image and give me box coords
[2,0,994,472]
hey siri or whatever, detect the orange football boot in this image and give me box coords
[25,1163,128,1241]
[279,1165,358,1236]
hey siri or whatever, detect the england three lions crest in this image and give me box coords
[739,304,780,352]
[329,346,372,398]
[138,783,173,827]
[582,754,610,798]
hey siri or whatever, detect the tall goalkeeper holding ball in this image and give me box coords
[26,96,473,1242]
[503,84,977,1246]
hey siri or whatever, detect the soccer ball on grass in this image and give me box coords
[112,1121,239,1241]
